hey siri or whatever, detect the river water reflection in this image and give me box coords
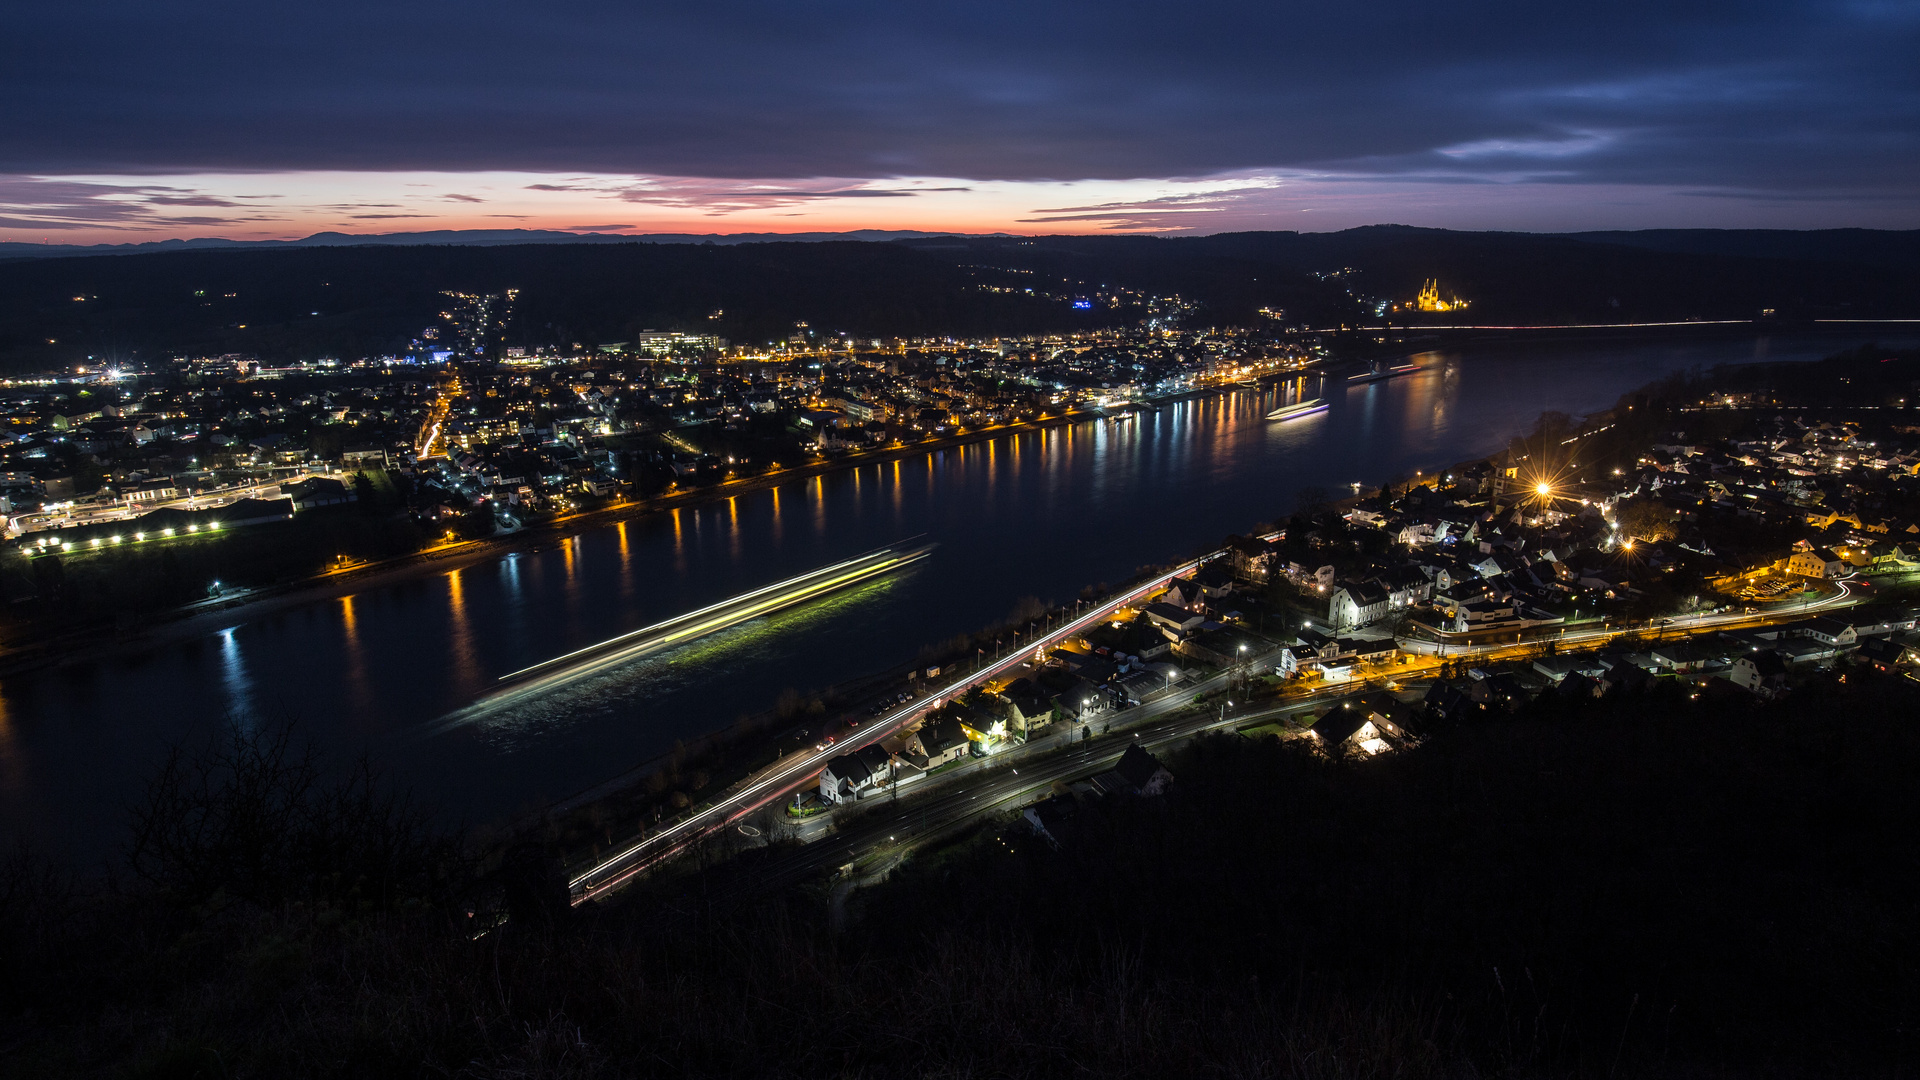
[1,332,1908,860]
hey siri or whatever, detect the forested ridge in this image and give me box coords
[4,669,1916,1077]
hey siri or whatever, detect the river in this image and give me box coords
[1,330,1909,863]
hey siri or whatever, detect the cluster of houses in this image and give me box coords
[797,326,1312,444]
[1412,607,1919,719]
[818,673,1086,804]
[1233,414,1920,647]
[1,363,431,534]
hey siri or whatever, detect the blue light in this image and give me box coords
[1072,299,1093,310]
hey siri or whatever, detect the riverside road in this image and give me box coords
[573,568,1867,905]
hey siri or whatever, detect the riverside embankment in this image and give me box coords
[3,329,1905,864]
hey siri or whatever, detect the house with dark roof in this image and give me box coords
[1307,702,1388,756]
[1730,650,1790,697]
[1225,535,1277,581]
[1023,795,1083,849]
[1144,602,1205,638]
[1090,744,1173,797]
[1857,636,1909,671]
[1423,681,1476,722]
[999,679,1055,733]
[287,476,355,510]
[910,716,971,769]
[819,751,876,804]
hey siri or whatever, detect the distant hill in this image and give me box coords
[3,227,1916,371]
[0,241,1179,370]
[0,229,1009,261]
[905,226,1920,326]
[1563,228,1920,272]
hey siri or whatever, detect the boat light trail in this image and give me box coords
[444,541,932,724]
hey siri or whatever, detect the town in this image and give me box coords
[781,358,1920,839]
[0,285,1321,614]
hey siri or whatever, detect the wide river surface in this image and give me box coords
[2,331,1909,862]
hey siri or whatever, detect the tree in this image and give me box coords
[127,721,453,912]
[455,503,495,540]
[1615,496,1678,543]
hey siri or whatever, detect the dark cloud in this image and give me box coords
[1,1,1915,207]
[0,177,269,230]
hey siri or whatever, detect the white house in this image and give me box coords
[1787,547,1846,578]
[1730,650,1790,697]
[1328,580,1390,630]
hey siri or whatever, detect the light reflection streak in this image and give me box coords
[218,627,256,727]
[447,569,481,690]
[436,546,930,730]
[340,594,371,711]
[448,566,914,747]
[616,521,633,599]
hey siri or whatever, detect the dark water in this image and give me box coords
[1,332,1907,861]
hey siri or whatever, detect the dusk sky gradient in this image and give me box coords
[4,1,1917,243]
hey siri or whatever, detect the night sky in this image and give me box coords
[4,1,1917,240]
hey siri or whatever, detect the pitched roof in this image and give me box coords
[1110,743,1169,790]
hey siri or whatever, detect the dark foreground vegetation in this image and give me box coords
[5,671,1918,1078]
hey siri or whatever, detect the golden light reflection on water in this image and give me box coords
[770,485,783,542]
[340,594,371,709]
[446,569,481,690]
[728,496,742,561]
[616,521,633,598]
[671,509,687,574]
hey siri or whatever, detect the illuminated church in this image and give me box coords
[1416,279,1468,313]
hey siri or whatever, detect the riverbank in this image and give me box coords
[18,329,1898,871]
[0,399,1184,678]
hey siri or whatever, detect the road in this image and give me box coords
[569,556,1869,905]
[567,552,1237,902]
[718,659,1312,900]
[1400,575,1857,658]
[669,573,1867,904]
